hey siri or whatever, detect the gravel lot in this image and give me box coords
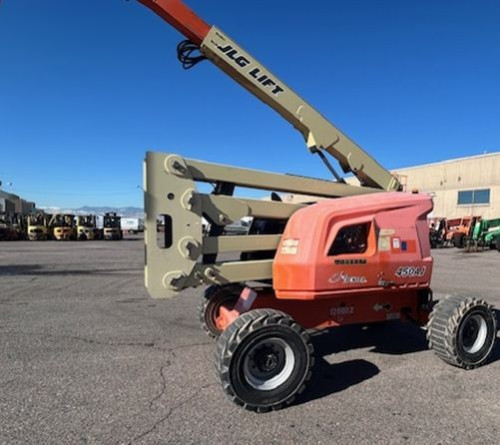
[1,239,499,444]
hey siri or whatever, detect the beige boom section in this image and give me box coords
[144,151,381,299]
[200,27,401,192]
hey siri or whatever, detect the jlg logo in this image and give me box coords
[329,272,367,285]
[216,44,285,96]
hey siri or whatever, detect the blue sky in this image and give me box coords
[1,0,499,208]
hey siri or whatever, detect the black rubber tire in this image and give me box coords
[199,284,243,338]
[427,295,497,369]
[453,234,465,248]
[496,237,500,252]
[429,238,437,249]
[216,309,314,412]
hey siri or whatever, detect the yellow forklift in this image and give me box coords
[0,213,14,241]
[76,215,101,240]
[50,214,76,240]
[103,212,123,240]
[0,213,27,241]
[27,212,52,240]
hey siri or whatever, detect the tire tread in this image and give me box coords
[427,295,497,369]
[215,308,313,412]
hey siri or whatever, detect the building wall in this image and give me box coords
[0,198,16,214]
[20,200,36,214]
[0,191,36,215]
[282,153,500,219]
[393,152,500,219]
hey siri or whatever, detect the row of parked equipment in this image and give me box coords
[429,216,500,251]
[0,212,123,241]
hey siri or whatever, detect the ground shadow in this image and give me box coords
[296,314,500,407]
[295,357,380,406]
[316,321,429,355]
[488,340,500,364]
[294,322,428,406]
[490,309,500,363]
[0,264,140,277]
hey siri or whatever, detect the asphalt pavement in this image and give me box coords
[1,239,499,444]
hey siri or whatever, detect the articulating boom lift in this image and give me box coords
[139,0,400,192]
[139,0,497,411]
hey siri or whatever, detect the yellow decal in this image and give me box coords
[379,228,396,236]
[378,236,390,251]
[281,239,299,255]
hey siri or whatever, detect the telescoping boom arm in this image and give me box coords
[138,0,401,191]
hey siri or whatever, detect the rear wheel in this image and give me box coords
[496,237,500,252]
[216,309,313,412]
[427,295,497,369]
[453,234,465,248]
[199,284,243,338]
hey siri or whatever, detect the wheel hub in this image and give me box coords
[461,313,488,354]
[250,344,285,377]
[463,319,479,348]
[243,338,296,391]
[261,353,278,372]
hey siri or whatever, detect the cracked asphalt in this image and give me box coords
[1,238,500,444]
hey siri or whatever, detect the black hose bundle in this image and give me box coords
[176,40,207,69]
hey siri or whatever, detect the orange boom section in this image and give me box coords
[138,0,211,45]
[273,192,433,300]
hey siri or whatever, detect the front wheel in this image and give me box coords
[216,309,314,412]
[427,295,497,369]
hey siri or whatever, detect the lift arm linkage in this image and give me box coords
[138,0,401,191]
[144,151,381,298]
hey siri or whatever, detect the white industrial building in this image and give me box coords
[0,190,36,214]
[393,152,500,219]
[284,152,500,220]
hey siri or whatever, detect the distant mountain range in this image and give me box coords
[77,206,144,217]
[40,206,144,218]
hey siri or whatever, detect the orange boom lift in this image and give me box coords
[138,1,497,411]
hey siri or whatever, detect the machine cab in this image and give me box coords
[273,192,433,300]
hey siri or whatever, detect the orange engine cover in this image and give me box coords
[273,192,433,300]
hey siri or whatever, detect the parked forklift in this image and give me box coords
[0,213,26,241]
[103,212,123,240]
[27,212,52,240]
[465,218,500,252]
[428,217,447,249]
[0,213,8,241]
[76,215,101,240]
[138,1,498,412]
[12,213,27,240]
[50,214,76,241]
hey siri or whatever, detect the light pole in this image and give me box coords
[0,181,13,188]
